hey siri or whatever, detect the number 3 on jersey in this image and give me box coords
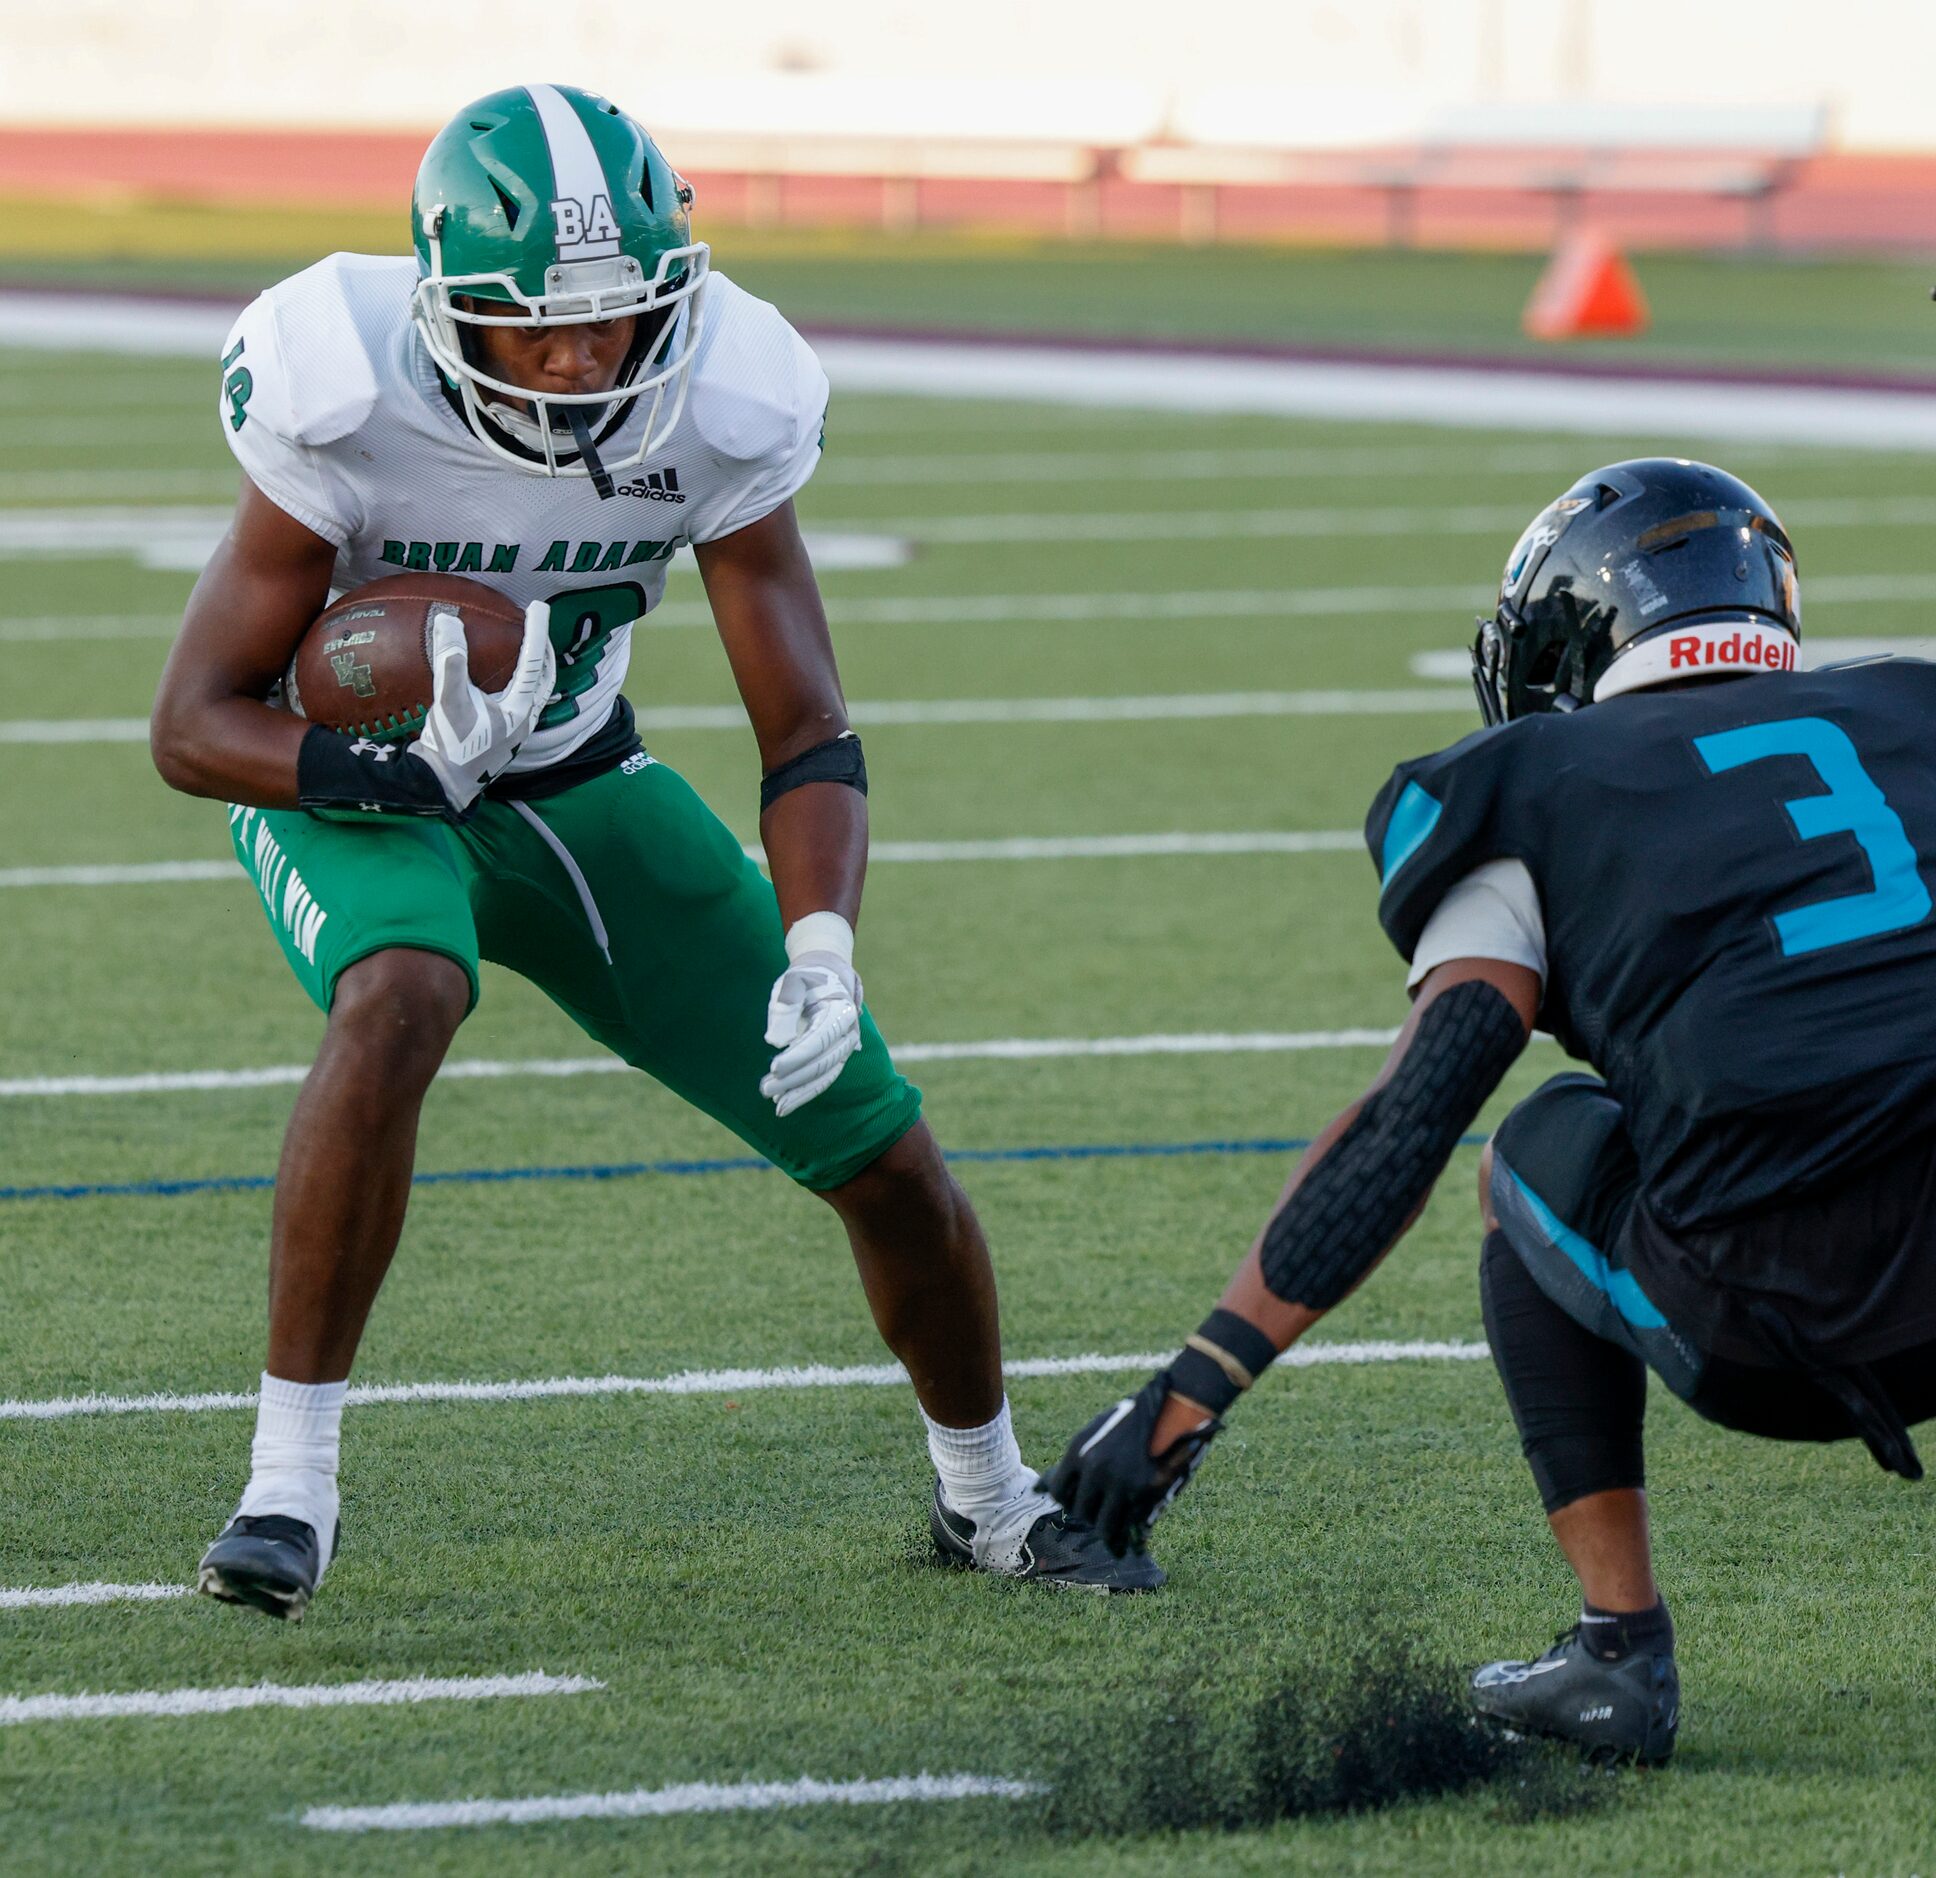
[1695,715,1933,957]
[542,581,647,729]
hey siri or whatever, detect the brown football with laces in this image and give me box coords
[284,573,527,745]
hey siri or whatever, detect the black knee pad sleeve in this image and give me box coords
[1260,979,1524,1309]
[1482,1229,1647,1513]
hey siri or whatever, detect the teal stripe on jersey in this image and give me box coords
[1381,780,1443,886]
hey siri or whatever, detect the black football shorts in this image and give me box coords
[1488,1072,1936,1446]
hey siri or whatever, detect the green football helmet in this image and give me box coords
[409,84,710,484]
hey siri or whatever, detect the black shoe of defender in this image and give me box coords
[197,1514,336,1623]
[928,1477,1165,1593]
[1469,1625,1678,1766]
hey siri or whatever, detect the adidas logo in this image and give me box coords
[615,466,686,503]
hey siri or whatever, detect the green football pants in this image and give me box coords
[228,754,922,1191]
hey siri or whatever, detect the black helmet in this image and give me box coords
[1471,457,1802,726]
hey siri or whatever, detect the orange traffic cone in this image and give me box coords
[1522,230,1649,340]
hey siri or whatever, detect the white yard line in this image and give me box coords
[893,503,1521,543]
[6,292,1935,448]
[0,438,1835,495]
[15,584,1494,644]
[0,860,240,888]
[0,614,182,642]
[0,437,1864,493]
[873,493,1936,546]
[301,1771,1043,1833]
[0,1342,1488,1424]
[0,508,903,575]
[0,1672,601,1727]
[0,718,154,743]
[0,833,1361,891]
[816,335,1936,452]
[0,505,233,573]
[1772,574,1936,604]
[822,399,1183,431]
[10,570,1936,648]
[8,494,1936,563]
[0,296,234,355]
[0,692,1471,746]
[428,688,1467,736]
[647,572,1936,628]
[0,1027,1403,1100]
[0,1582,189,1610]
[814,438,1844,487]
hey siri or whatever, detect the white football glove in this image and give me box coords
[762,912,863,1117]
[409,601,557,814]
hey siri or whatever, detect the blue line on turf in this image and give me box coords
[0,1135,1487,1204]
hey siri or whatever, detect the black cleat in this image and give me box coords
[1469,1624,1678,1766]
[197,1514,335,1623]
[929,1477,1165,1593]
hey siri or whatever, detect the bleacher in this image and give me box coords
[0,81,1923,253]
[1127,97,1827,247]
[645,84,1838,249]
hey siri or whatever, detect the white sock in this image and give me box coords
[924,1397,1038,1524]
[235,1373,344,1562]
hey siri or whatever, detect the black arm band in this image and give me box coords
[1259,979,1525,1310]
[759,730,867,812]
[296,723,454,823]
[1169,1308,1282,1416]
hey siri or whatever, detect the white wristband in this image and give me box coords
[784,910,855,965]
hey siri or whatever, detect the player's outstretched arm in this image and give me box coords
[150,477,339,807]
[695,499,872,1115]
[1045,957,1539,1554]
[696,499,864,924]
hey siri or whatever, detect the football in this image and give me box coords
[284,572,527,744]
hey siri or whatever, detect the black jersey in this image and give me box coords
[1367,659,1936,1233]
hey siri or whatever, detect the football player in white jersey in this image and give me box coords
[150,85,1155,1617]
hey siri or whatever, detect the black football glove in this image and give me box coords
[1042,1369,1223,1558]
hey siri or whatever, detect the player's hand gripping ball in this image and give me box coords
[1043,1370,1224,1557]
[284,573,556,813]
[409,603,556,813]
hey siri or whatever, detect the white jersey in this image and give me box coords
[219,254,829,771]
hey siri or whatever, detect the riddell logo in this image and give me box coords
[1668,631,1797,673]
[615,467,685,503]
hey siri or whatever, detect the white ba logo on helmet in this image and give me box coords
[551,193,622,260]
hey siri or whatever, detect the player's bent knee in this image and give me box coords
[821,1122,961,1229]
[324,948,470,1087]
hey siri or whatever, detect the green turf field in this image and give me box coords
[2,321,1934,1875]
[6,209,1936,378]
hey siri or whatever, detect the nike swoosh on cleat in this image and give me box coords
[1475,1656,1571,1688]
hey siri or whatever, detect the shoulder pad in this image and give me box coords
[1365,720,1531,962]
[224,253,400,448]
[685,272,828,466]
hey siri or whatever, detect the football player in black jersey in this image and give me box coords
[1046,458,1936,1766]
